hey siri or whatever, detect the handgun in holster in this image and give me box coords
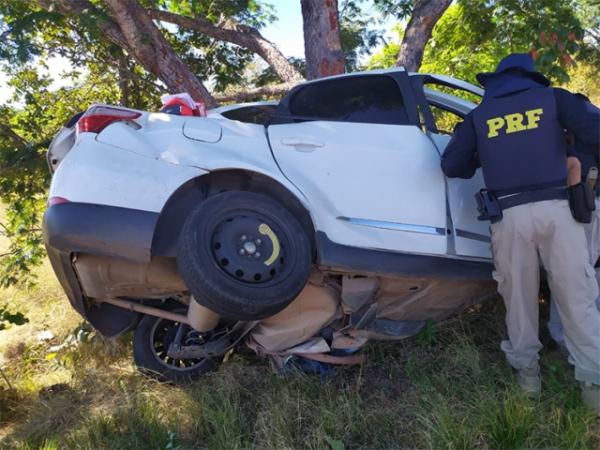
[568,168,596,223]
[475,189,503,223]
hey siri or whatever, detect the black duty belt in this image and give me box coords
[497,187,568,211]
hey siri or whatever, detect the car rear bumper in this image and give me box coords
[43,202,160,262]
[43,202,160,336]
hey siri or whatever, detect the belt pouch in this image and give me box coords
[475,190,503,223]
[568,182,595,223]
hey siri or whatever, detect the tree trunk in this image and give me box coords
[300,0,346,79]
[103,0,216,107]
[396,0,452,72]
[117,56,130,107]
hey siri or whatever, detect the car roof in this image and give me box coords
[298,66,408,86]
[295,67,483,97]
[209,101,278,115]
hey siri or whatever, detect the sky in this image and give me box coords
[0,0,394,104]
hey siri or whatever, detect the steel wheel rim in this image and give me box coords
[211,213,286,284]
[149,316,205,372]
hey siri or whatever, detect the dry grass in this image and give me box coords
[1,201,599,448]
[1,263,599,449]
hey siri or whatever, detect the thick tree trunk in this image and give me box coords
[300,0,346,79]
[396,0,452,72]
[148,9,303,83]
[103,0,216,107]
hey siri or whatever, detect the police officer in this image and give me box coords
[441,53,600,413]
[548,117,600,350]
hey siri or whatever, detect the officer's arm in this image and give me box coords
[554,88,600,151]
[441,113,480,179]
[567,156,581,186]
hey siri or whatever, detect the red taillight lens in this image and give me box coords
[76,106,141,134]
[47,196,70,207]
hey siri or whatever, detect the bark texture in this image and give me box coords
[37,0,217,106]
[148,9,303,83]
[102,0,216,107]
[300,0,346,79]
[396,0,452,72]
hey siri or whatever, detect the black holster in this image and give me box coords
[568,182,596,223]
[475,189,503,223]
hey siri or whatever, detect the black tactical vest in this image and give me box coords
[471,87,568,195]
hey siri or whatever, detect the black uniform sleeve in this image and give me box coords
[441,113,480,179]
[554,88,600,152]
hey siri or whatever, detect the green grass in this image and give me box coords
[1,256,599,448]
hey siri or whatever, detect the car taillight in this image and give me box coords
[47,196,70,207]
[76,106,141,134]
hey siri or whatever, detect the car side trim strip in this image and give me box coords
[316,232,493,280]
[338,216,447,236]
[455,229,492,244]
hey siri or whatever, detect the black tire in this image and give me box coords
[177,190,312,320]
[133,310,218,383]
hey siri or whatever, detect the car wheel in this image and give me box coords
[133,309,218,383]
[177,190,312,320]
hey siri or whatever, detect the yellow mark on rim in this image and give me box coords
[259,223,280,266]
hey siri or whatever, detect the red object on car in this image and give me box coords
[160,93,207,117]
[160,98,198,116]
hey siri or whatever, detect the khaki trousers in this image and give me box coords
[491,199,600,384]
[548,199,600,347]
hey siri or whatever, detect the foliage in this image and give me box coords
[369,0,597,86]
[339,0,385,72]
[156,0,279,92]
[0,66,128,287]
[252,57,306,87]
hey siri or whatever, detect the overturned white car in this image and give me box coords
[44,68,496,381]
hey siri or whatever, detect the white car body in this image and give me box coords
[44,67,493,337]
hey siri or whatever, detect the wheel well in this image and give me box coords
[151,170,316,258]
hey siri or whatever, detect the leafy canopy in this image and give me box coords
[369,0,597,86]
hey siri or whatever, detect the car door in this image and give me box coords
[267,72,449,256]
[413,76,492,260]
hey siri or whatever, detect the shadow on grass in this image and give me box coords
[1,297,599,449]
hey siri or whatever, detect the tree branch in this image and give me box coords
[0,124,28,149]
[147,9,303,84]
[396,0,452,72]
[214,82,295,103]
[103,0,216,107]
[36,0,130,50]
[36,0,216,106]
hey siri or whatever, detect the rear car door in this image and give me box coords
[267,72,449,256]
[411,75,491,259]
